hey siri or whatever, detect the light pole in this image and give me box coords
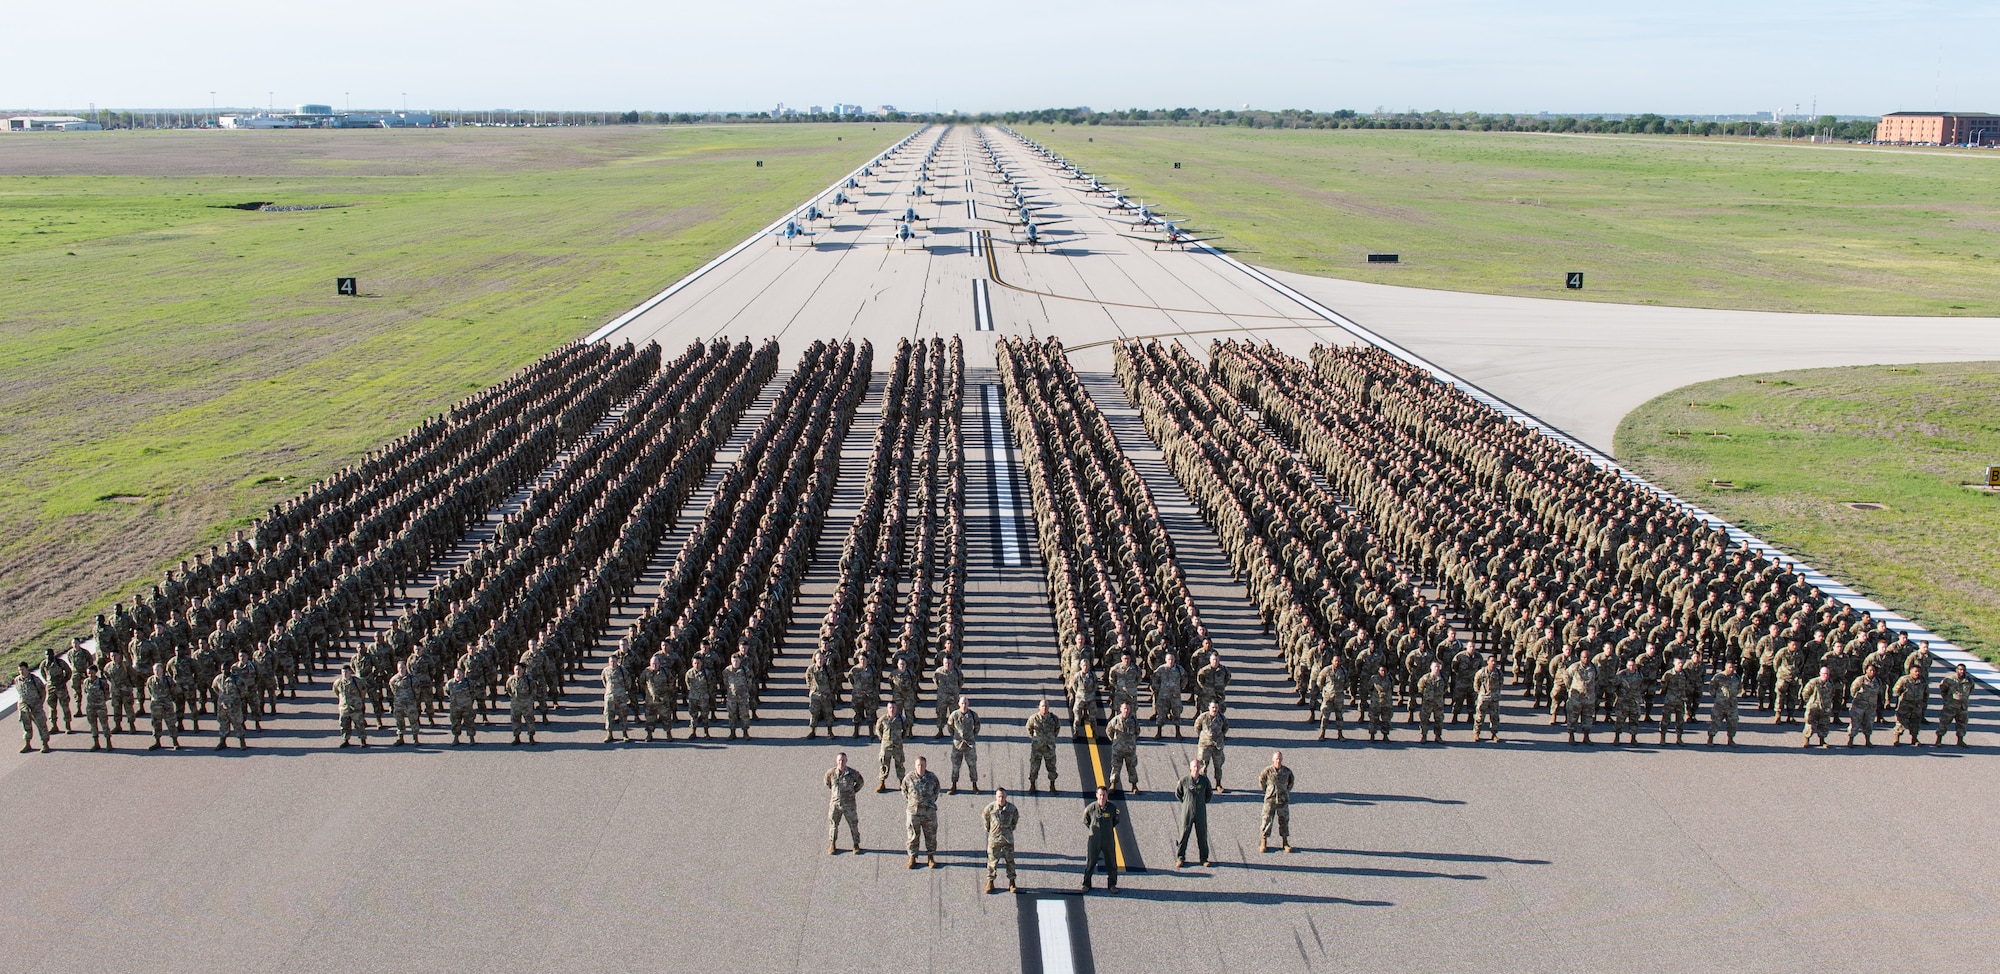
[210,91,216,126]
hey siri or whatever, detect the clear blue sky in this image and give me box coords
[5,0,1994,115]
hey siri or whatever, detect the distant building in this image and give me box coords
[218,113,298,129]
[3,115,102,131]
[218,107,434,129]
[1876,112,2000,145]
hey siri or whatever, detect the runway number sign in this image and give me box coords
[1988,465,2000,487]
[337,277,358,296]
[1566,272,1584,290]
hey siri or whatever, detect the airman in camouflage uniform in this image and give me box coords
[723,655,755,739]
[1611,660,1646,745]
[1366,665,1396,741]
[1658,658,1694,745]
[684,659,714,738]
[1107,652,1142,724]
[601,656,633,744]
[1565,655,1599,745]
[982,788,1020,893]
[1449,645,1481,724]
[16,662,51,753]
[81,664,113,751]
[643,653,676,741]
[389,661,422,746]
[903,754,942,869]
[825,752,864,854]
[1800,666,1835,748]
[41,648,73,734]
[1707,662,1741,746]
[1105,702,1142,793]
[1152,652,1186,738]
[102,649,136,733]
[1025,699,1061,794]
[889,658,920,735]
[1415,660,1447,743]
[846,656,878,739]
[1472,655,1503,742]
[506,663,537,746]
[212,668,248,749]
[1891,664,1927,746]
[169,647,201,732]
[875,702,908,791]
[145,663,179,750]
[1195,701,1229,791]
[445,665,478,745]
[805,650,838,739]
[1068,661,1099,740]
[932,657,963,738]
[335,664,369,747]
[1257,751,1295,853]
[1315,655,1350,741]
[1847,665,1881,746]
[946,697,982,793]
[1195,652,1231,714]
[1935,663,1971,747]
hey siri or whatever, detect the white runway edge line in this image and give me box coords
[1035,899,1076,974]
[973,279,993,332]
[1202,246,2000,695]
[983,383,1024,567]
[581,126,928,345]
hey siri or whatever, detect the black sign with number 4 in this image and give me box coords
[337,277,358,296]
[1566,272,1583,290]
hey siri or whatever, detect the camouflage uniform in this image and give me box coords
[145,670,179,749]
[505,670,536,745]
[932,663,963,737]
[1152,661,1186,737]
[211,671,247,748]
[77,671,111,750]
[805,655,838,738]
[1801,674,1835,747]
[724,660,754,739]
[1472,663,1503,742]
[1194,709,1228,790]
[643,661,676,741]
[1316,661,1350,740]
[982,798,1020,890]
[825,764,865,851]
[946,705,981,791]
[389,670,422,744]
[1415,669,1447,742]
[902,766,942,864]
[42,652,73,733]
[1025,707,1061,793]
[15,669,50,753]
[1847,673,1880,745]
[336,670,370,746]
[1707,670,1741,745]
[445,671,478,744]
[1257,762,1296,851]
[1892,670,1927,745]
[1936,670,1971,746]
[1366,670,1396,741]
[684,663,714,738]
[1104,709,1141,792]
[874,711,908,789]
[600,659,632,742]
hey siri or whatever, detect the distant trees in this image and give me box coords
[962,107,1884,141]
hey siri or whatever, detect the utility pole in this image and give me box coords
[210,91,216,125]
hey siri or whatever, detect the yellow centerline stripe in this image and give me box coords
[1080,716,1126,869]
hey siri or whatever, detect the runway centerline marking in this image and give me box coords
[983,383,1024,567]
[973,279,994,332]
[1036,899,1076,974]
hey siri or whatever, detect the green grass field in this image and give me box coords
[1616,361,2000,662]
[1030,126,2000,316]
[0,124,894,669]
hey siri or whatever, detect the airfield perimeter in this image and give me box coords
[1,124,1997,974]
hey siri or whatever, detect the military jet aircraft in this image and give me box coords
[1117,220,1222,250]
[867,221,926,251]
[768,217,818,248]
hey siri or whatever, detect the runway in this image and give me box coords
[1,124,1995,974]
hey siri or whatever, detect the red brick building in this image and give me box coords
[1876,112,2000,145]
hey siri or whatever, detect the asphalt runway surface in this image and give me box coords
[2,124,1994,974]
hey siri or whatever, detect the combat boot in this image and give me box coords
[907,855,918,870]
[929,855,939,869]
[876,778,888,793]
[1010,879,1020,894]
[1284,842,1294,853]
[828,842,838,855]
[1317,728,1326,741]
[985,878,996,894]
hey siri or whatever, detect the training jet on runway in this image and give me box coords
[893,205,929,223]
[1117,220,1222,250]
[1005,220,1067,252]
[830,190,856,209]
[768,217,818,248]
[802,204,831,223]
[868,221,926,251]
[978,203,1068,229]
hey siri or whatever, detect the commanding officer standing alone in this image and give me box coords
[1174,758,1214,868]
[946,697,981,794]
[1081,786,1121,894]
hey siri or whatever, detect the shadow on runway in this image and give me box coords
[1081,886,1393,908]
[1318,847,1552,866]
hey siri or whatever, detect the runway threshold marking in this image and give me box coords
[973,279,994,332]
[982,383,1024,567]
